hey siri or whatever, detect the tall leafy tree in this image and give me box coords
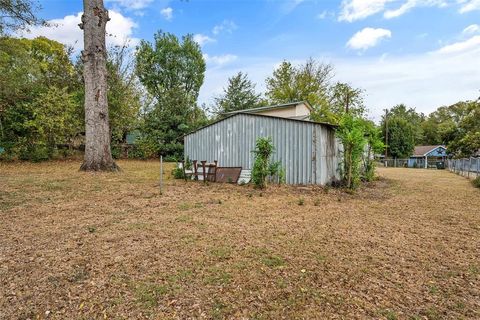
[0,36,79,160]
[384,104,424,143]
[213,72,262,115]
[329,82,366,118]
[445,99,480,157]
[383,116,416,158]
[135,30,206,157]
[79,0,118,171]
[265,58,333,109]
[106,45,141,146]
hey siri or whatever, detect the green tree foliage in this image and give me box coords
[363,120,384,181]
[383,104,424,144]
[265,59,369,124]
[0,0,44,34]
[251,137,283,189]
[383,116,415,158]
[336,114,367,189]
[419,100,479,157]
[106,45,142,146]
[135,31,207,157]
[329,82,366,119]
[265,58,333,116]
[0,36,79,160]
[213,72,262,115]
[30,87,79,156]
[447,100,480,157]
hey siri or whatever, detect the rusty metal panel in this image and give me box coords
[215,167,242,183]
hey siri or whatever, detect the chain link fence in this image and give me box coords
[378,158,446,169]
[447,158,480,179]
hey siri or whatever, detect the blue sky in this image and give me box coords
[24,0,480,120]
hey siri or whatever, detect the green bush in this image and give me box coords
[19,144,50,162]
[172,167,185,179]
[473,177,480,188]
[251,137,285,189]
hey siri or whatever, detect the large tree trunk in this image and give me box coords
[79,0,119,171]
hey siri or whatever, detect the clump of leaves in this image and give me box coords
[297,197,305,206]
[313,198,321,206]
[134,282,168,308]
[172,167,185,179]
[251,137,285,189]
[472,177,480,188]
[262,255,286,268]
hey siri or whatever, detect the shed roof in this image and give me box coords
[184,112,336,138]
[412,145,446,157]
[222,101,313,116]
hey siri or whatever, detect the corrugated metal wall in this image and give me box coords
[184,114,340,185]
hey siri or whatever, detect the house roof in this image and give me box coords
[412,145,446,157]
[222,101,313,116]
[184,111,336,138]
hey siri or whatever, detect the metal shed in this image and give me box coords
[184,113,341,185]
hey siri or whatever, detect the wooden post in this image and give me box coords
[384,109,388,167]
[201,160,206,183]
[193,160,198,180]
[468,157,471,179]
[160,155,163,195]
[477,158,479,178]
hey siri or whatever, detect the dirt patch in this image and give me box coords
[0,162,479,319]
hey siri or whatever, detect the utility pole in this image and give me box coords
[384,108,389,167]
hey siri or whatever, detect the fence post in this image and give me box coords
[477,158,479,178]
[160,155,163,195]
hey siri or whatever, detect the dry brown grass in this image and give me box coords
[1,161,479,319]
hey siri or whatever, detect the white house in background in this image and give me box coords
[222,101,313,120]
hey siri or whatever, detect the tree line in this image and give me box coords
[0,1,478,163]
[382,101,479,158]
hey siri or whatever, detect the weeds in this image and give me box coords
[297,197,305,206]
[134,282,169,308]
[262,255,286,268]
[472,177,480,188]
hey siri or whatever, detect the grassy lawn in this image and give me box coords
[1,160,479,319]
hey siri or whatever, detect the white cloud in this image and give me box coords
[203,54,238,66]
[384,0,447,18]
[384,0,418,18]
[160,7,173,21]
[435,35,480,54]
[212,20,237,35]
[17,11,139,51]
[339,0,393,22]
[198,46,480,121]
[193,34,216,46]
[334,48,480,120]
[106,0,153,10]
[458,0,480,13]
[339,0,447,21]
[463,24,480,34]
[347,27,392,50]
